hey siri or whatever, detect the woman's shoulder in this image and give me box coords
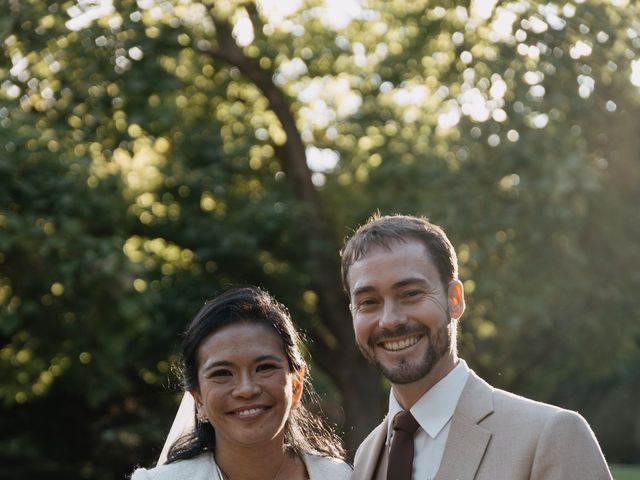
[130,454,215,480]
[303,453,352,480]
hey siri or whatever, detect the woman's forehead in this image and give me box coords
[197,321,287,367]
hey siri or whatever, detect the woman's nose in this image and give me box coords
[232,374,261,398]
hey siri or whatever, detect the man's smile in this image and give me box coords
[379,334,423,352]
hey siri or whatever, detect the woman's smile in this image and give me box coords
[193,322,303,449]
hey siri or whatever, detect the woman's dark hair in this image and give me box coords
[165,286,345,463]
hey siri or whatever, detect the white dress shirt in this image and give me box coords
[386,359,469,480]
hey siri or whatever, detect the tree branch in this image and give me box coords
[206,11,353,345]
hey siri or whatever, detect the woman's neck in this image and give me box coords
[214,441,296,480]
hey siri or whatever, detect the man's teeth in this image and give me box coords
[382,336,420,351]
[237,407,265,417]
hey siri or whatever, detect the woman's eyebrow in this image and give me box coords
[254,355,284,363]
[200,359,232,373]
[201,355,284,372]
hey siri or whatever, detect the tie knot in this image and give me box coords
[393,410,420,434]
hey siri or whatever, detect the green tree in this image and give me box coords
[2,1,639,478]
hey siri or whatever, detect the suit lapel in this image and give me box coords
[351,419,389,480]
[435,371,494,480]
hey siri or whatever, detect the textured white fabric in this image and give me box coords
[158,392,196,465]
[153,393,352,479]
[386,360,469,479]
[131,452,351,480]
[305,453,353,479]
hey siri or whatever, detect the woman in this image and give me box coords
[131,286,351,480]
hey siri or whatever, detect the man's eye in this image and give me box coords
[357,298,379,308]
[401,288,427,300]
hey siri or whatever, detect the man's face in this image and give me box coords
[347,240,462,385]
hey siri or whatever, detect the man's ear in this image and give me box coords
[291,367,305,408]
[448,279,465,321]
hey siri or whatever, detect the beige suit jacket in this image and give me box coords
[352,370,612,480]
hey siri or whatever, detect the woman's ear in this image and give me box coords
[291,367,305,408]
[193,392,211,424]
[191,389,202,408]
[191,390,206,419]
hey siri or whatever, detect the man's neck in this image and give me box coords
[392,354,459,409]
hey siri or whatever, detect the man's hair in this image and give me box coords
[340,213,459,294]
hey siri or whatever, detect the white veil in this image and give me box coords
[158,392,196,465]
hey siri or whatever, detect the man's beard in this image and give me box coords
[359,314,452,384]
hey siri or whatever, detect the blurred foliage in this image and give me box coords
[612,464,640,480]
[2,0,640,478]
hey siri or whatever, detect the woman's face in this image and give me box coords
[192,322,303,450]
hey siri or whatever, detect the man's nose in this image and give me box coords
[380,300,406,329]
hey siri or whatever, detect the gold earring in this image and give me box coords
[197,410,209,423]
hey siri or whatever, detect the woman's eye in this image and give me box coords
[209,369,232,378]
[256,363,278,372]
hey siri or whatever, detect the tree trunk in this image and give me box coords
[208,12,386,455]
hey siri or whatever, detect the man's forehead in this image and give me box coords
[351,276,433,296]
[348,241,437,286]
[351,237,430,264]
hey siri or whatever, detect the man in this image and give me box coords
[341,214,612,480]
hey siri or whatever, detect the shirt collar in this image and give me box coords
[386,359,469,443]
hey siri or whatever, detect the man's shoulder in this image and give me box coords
[471,372,590,430]
[493,386,563,413]
[354,417,388,462]
[459,371,611,478]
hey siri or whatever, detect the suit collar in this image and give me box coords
[434,370,494,480]
[387,360,470,442]
[352,369,495,480]
[455,369,494,422]
[351,419,388,480]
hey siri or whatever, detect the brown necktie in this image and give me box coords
[387,410,420,480]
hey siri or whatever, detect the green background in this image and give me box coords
[1,1,639,478]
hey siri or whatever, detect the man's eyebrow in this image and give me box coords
[391,278,431,289]
[352,278,431,297]
[352,285,376,297]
